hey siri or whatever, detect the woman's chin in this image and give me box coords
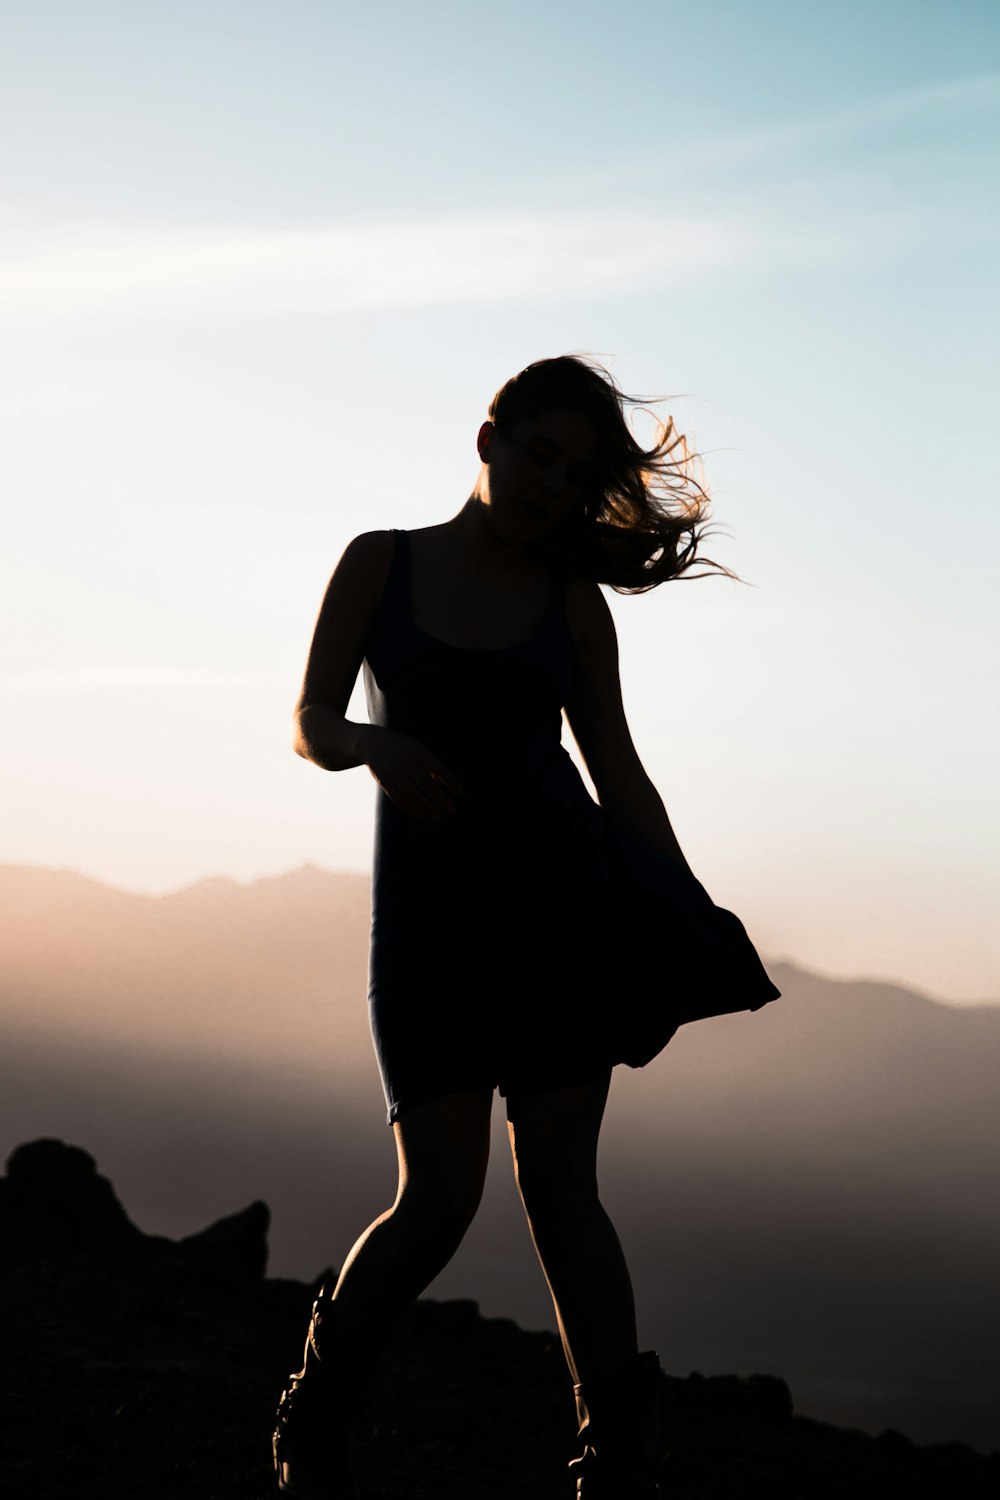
[487,501,559,549]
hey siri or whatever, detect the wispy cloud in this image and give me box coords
[0,208,846,320]
[3,74,994,322]
[676,70,1000,170]
[0,668,281,695]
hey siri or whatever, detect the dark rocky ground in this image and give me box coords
[1,1140,996,1499]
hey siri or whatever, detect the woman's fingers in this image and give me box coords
[415,764,461,817]
[392,790,440,819]
[413,762,465,819]
[366,732,465,819]
[384,769,457,820]
[425,750,464,798]
[426,757,465,802]
[424,755,468,816]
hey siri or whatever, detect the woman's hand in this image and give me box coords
[364,728,465,821]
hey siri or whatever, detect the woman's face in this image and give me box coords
[477,407,599,546]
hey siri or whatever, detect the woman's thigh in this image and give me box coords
[393,1087,494,1223]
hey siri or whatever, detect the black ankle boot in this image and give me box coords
[567,1350,662,1498]
[273,1288,370,1500]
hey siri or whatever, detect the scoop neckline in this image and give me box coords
[410,610,556,655]
[400,529,562,656]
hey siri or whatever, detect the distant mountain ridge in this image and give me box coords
[1,860,999,1452]
[0,861,373,1074]
[3,857,994,998]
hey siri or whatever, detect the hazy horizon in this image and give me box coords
[6,855,997,1008]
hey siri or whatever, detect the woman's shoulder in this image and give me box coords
[342,528,397,564]
[336,529,397,586]
[317,531,399,625]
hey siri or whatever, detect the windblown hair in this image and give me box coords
[488,354,735,593]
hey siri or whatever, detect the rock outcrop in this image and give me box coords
[0,1139,995,1499]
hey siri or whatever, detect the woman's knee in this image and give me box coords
[508,1126,603,1229]
[506,1075,608,1224]
[389,1158,485,1242]
[512,1150,601,1230]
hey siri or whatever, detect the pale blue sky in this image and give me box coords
[2,1,998,997]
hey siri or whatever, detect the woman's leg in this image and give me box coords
[330,1087,493,1353]
[505,1071,638,1385]
[274,1088,493,1495]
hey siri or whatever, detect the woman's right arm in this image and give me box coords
[292,530,392,770]
[292,532,464,819]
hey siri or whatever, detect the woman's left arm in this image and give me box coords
[564,577,694,875]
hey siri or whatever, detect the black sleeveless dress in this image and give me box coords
[363,530,779,1125]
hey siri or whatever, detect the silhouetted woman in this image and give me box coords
[273,355,780,1498]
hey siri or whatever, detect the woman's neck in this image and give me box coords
[444,497,538,571]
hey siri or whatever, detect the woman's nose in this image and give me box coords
[542,461,570,494]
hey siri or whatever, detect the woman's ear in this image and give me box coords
[476,421,495,462]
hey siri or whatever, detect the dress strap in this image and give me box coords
[366,529,412,664]
[387,529,413,615]
[383,527,409,594]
